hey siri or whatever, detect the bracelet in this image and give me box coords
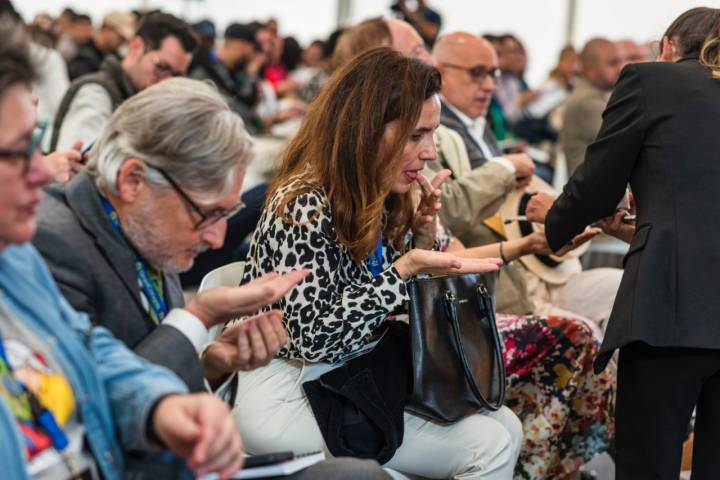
[499,241,509,264]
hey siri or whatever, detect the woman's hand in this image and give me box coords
[412,169,451,250]
[594,211,635,243]
[521,228,601,256]
[394,249,502,280]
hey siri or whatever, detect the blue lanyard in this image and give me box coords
[0,334,69,452]
[99,195,168,323]
[367,235,384,277]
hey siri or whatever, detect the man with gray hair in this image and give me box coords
[34,77,306,395]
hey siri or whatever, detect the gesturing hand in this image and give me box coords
[185,270,309,328]
[412,169,451,250]
[394,249,503,280]
[525,191,557,224]
[153,393,243,479]
[202,310,287,383]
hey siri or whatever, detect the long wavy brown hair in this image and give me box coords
[268,47,441,262]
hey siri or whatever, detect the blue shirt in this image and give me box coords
[0,243,188,480]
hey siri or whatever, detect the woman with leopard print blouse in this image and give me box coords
[233,48,523,479]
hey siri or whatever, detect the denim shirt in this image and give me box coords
[0,243,188,480]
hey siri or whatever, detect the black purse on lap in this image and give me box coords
[406,272,506,424]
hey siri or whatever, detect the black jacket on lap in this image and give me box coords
[303,321,410,464]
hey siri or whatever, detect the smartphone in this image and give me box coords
[243,451,294,469]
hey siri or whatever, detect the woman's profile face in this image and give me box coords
[386,94,441,194]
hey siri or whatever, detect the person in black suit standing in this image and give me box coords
[526,7,720,479]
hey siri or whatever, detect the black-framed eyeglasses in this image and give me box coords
[0,121,48,174]
[151,165,245,230]
[440,63,501,83]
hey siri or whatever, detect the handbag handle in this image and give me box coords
[444,286,504,411]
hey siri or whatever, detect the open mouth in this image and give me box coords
[402,169,423,183]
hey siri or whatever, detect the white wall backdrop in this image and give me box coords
[14,0,719,85]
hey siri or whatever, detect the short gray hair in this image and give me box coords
[86,77,254,198]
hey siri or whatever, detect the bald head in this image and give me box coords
[616,39,645,64]
[433,32,498,119]
[433,32,495,66]
[579,37,622,91]
[386,18,432,64]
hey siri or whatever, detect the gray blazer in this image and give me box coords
[33,172,205,391]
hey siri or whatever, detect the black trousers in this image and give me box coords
[616,342,720,479]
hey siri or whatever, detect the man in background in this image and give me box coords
[51,12,197,150]
[561,37,622,174]
[67,11,135,80]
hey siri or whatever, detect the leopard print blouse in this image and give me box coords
[241,180,408,363]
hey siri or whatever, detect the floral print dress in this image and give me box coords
[498,313,615,479]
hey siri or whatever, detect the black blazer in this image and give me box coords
[33,172,206,391]
[545,59,720,371]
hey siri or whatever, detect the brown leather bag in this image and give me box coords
[406,272,506,424]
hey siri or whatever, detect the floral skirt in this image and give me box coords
[497,314,616,479]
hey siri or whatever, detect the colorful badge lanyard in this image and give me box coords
[0,334,69,453]
[100,195,168,323]
[367,235,384,277]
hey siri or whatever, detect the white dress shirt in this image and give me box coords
[443,100,516,174]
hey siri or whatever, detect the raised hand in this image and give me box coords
[412,169,451,249]
[185,270,309,328]
[202,310,287,382]
[394,249,502,280]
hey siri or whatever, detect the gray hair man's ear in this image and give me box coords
[115,157,146,203]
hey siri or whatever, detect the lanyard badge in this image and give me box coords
[100,195,169,323]
[367,235,384,277]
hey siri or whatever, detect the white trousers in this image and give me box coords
[233,358,522,480]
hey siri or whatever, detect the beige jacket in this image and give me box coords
[425,125,535,314]
[561,77,609,175]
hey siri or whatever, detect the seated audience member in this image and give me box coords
[388,19,614,478]
[391,0,442,48]
[0,17,244,480]
[489,34,557,162]
[433,32,622,329]
[234,47,524,479]
[67,11,135,80]
[298,28,345,103]
[34,78,305,394]
[616,38,646,66]
[51,12,197,150]
[561,38,622,175]
[188,22,264,133]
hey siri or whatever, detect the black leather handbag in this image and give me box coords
[406,272,506,424]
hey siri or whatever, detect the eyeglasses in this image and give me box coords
[0,121,48,175]
[151,56,184,79]
[151,166,245,230]
[440,63,501,83]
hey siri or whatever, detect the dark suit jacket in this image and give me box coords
[33,172,206,391]
[545,58,720,371]
[440,101,503,169]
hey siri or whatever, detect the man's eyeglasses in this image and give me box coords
[440,63,501,83]
[151,166,245,230]
[0,121,48,174]
[152,56,184,79]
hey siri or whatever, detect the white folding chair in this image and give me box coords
[198,261,246,343]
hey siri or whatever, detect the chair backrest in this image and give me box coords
[198,261,246,342]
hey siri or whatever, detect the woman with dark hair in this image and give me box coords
[234,47,523,479]
[528,7,720,479]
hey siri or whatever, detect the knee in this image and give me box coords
[495,406,523,457]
